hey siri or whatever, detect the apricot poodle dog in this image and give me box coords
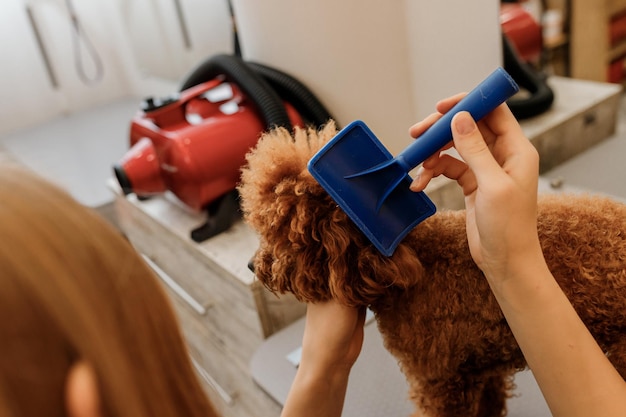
[238,121,626,417]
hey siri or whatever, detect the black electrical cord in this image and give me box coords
[173,0,192,49]
[222,2,331,127]
[226,0,242,57]
[65,0,104,86]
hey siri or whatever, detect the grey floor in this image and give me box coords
[0,97,143,208]
[0,77,178,227]
[0,81,625,417]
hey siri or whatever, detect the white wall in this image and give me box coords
[231,0,502,155]
[0,0,232,136]
[0,0,138,134]
[0,0,502,147]
[120,0,232,80]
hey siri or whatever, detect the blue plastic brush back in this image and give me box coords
[308,120,436,256]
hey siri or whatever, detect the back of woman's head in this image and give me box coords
[0,164,218,417]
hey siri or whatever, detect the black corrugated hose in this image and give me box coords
[503,34,555,120]
[246,61,335,128]
[180,54,293,130]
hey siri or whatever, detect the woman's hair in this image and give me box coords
[0,163,218,417]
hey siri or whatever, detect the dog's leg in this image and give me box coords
[475,372,515,417]
[414,371,509,417]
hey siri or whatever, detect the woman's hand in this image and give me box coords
[408,94,626,417]
[281,300,366,417]
[408,94,542,284]
[300,300,366,373]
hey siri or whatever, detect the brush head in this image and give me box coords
[308,120,436,256]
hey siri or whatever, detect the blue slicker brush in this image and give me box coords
[308,67,519,256]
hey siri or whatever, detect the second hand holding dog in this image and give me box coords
[281,301,366,417]
[409,95,626,417]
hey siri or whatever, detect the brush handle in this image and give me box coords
[395,67,519,172]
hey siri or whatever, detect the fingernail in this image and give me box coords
[453,112,476,135]
[410,167,424,191]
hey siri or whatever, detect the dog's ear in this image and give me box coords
[250,188,422,307]
[324,233,425,307]
[240,123,338,303]
[240,121,424,306]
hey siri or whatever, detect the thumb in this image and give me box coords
[451,112,502,182]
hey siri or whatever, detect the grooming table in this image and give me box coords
[250,308,552,417]
[251,171,626,417]
[540,132,626,203]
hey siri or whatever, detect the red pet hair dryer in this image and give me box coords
[114,54,333,241]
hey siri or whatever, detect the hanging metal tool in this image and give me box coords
[25,4,59,89]
[173,0,192,49]
[65,0,104,85]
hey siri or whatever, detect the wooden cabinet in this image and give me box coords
[571,0,626,82]
[111,184,305,417]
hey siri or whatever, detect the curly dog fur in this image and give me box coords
[238,122,626,417]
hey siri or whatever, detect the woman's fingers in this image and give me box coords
[409,153,476,196]
[410,111,501,194]
[436,93,522,147]
[408,112,443,138]
[449,112,504,186]
[435,92,467,114]
[408,94,531,194]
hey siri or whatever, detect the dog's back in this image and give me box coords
[371,193,626,417]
